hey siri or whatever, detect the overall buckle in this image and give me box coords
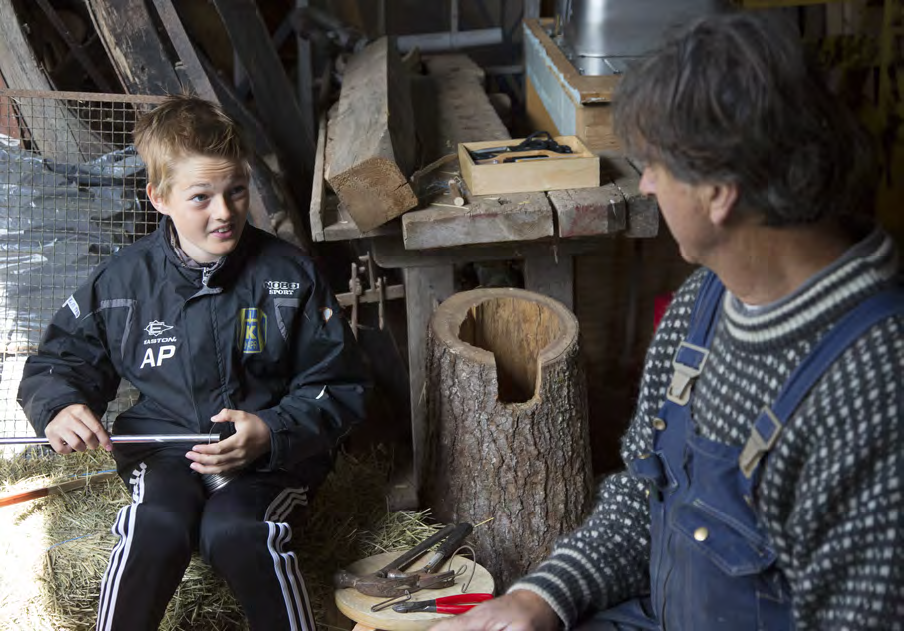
[739,407,784,478]
[666,341,709,405]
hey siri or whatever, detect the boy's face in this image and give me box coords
[147,155,250,264]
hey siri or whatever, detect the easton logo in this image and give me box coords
[144,320,174,337]
[238,308,267,354]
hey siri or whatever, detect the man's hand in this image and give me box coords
[185,408,271,474]
[45,404,112,454]
[430,590,561,631]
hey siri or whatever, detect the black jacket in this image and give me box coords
[17,218,368,472]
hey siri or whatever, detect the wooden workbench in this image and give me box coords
[309,55,657,507]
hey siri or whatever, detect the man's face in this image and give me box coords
[147,155,250,264]
[639,161,718,265]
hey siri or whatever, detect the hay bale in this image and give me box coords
[0,445,440,631]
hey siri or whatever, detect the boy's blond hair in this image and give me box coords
[134,94,251,200]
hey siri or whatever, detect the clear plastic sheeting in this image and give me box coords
[0,91,164,441]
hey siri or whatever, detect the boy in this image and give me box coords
[17,95,369,631]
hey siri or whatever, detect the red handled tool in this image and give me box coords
[392,593,493,614]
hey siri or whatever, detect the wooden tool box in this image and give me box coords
[458,135,599,196]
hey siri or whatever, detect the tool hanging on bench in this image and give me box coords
[467,130,574,163]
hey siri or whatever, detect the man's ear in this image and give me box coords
[706,181,738,227]
[146,182,168,215]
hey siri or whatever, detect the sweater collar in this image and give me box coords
[155,216,254,284]
[721,226,900,349]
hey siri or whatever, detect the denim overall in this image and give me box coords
[590,272,904,630]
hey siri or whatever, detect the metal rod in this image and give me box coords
[0,434,221,446]
[396,28,504,53]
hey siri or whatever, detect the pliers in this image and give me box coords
[392,593,494,614]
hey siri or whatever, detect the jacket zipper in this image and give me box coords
[202,264,214,287]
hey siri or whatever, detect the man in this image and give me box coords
[433,12,904,631]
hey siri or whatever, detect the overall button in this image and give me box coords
[652,418,667,431]
[694,527,709,542]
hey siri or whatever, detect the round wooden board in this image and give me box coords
[335,552,495,631]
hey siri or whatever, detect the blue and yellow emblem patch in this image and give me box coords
[238,308,267,354]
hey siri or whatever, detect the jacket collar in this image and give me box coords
[154,215,258,286]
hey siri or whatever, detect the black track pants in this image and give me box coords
[96,450,322,631]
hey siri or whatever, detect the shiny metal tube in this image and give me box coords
[0,434,221,445]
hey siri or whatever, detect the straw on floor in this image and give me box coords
[0,446,440,631]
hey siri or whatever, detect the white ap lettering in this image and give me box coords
[140,344,176,368]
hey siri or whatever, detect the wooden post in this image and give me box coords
[404,266,455,504]
[424,288,593,588]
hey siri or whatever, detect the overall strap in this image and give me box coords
[739,288,904,477]
[667,271,726,405]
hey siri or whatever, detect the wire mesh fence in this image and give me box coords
[0,89,166,441]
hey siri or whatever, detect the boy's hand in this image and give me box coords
[185,408,271,474]
[44,404,113,454]
[429,591,561,631]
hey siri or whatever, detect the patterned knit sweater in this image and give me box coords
[511,228,904,630]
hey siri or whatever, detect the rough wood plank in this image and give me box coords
[424,55,510,151]
[309,114,327,242]
[404,266,455,501]
[601,156,659,238]
[523,254,575,310]
[402,192,553,250]
[0,0,103,162]
[86,0,182,96]
[211,0,314,238]
[549,183,626,238]
[370,235,603,269]
[317,104,399,241]
[327,37,417,233]
[576,103,620,154]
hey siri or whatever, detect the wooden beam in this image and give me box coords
[295,0,314,143]
[86,0,182,96]
[0,0,106,162]
[523,253,574,310]
[549,183,626,238]
[211,0,315,220]
[309,113,327,242]
[403,265,455,499]
[34,0,114,92]
[326,37,418,233]
[402,192,554,250]
[601,156,659,238]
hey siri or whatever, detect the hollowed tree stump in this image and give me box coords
[424,288,593,588]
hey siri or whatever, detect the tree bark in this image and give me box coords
[424,288,593,589]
